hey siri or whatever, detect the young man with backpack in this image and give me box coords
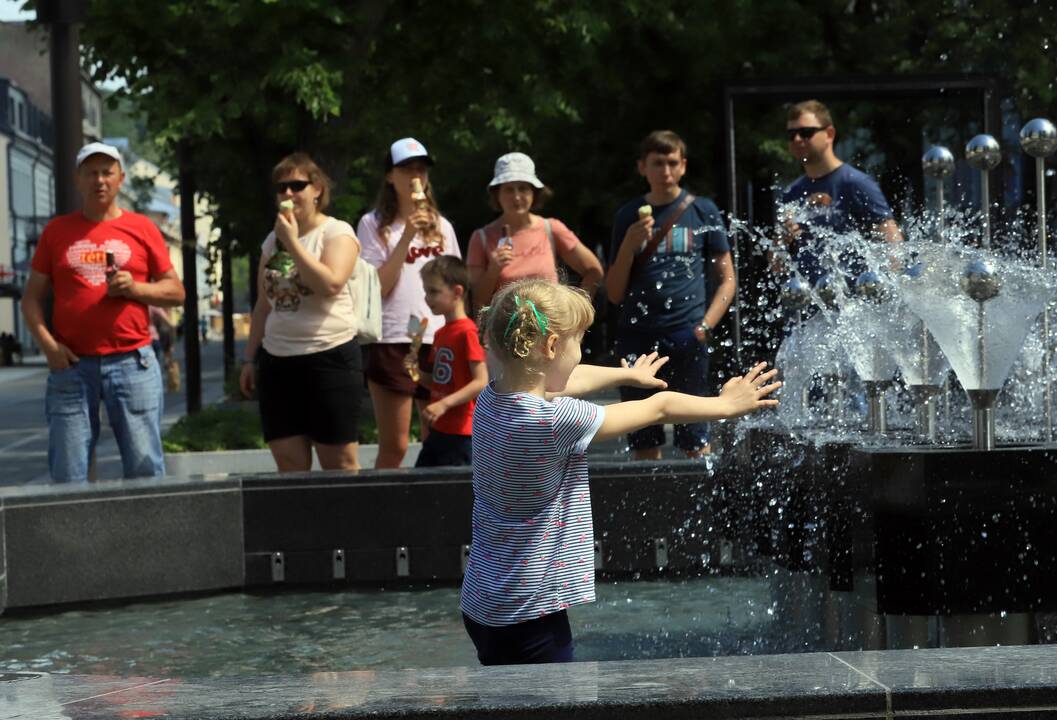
[606,130,736,459]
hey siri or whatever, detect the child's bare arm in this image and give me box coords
[547,352,669,400]
[422,361,488,426]
[591,362,780,443]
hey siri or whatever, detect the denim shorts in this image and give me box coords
[613,325,712,451]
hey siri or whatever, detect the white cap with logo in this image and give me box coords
[389,137,432,166]
[75,142,123,170]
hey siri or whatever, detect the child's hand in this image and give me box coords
[620,351,669,390]
[719,362,781,417]
[422,399,449,426]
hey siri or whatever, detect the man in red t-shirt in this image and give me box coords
[415,256,487,467]
[21,142,185,482]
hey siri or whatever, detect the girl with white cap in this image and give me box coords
[467,152,602,307]
[358,138,461,468]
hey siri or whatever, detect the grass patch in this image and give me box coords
[163,404,266,453]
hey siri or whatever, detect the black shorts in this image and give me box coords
[257,339,363,445]
[463,611,573,666]
[364,342,431,400]
[415,429,472,467]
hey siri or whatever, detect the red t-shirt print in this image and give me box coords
[427,317,486,436]
[31,211,173,357]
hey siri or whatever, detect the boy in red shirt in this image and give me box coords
[415,256,487,467]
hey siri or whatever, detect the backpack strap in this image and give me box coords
[632,192,696,270]
[544,218,554,256]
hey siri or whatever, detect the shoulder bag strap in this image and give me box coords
[543,218,554,256]
[632,192,696,270]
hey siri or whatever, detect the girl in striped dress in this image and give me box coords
[462,278,781,665]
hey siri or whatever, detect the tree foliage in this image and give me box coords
[61,0,1057,265]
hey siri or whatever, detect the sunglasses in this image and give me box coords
[786,127,827,141]
[275,180,311,193]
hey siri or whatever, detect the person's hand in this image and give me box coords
[275,208,298,250]
[719,361,781,418]
[490,243,514,269]
[777,217,801,247]
[239,362,256,399]
[402,351,420,373]
[693,321,712,345]
[45,342,79,370]
[622,217,654,253]
[620,351,669,390]
[421,399,449,426]
[106,270,136,298]
[399,208,434,242]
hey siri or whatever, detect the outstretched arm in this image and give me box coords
[546,352,669,400]
[591,362,780,443]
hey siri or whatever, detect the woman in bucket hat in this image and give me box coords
[467,152,603,307]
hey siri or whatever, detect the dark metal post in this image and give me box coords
[221,246,235,382]
[722,87,743,367]
[39,0,85,214]
[179,145,201,413]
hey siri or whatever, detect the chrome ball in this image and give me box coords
[960,259,1001,302]
[854,270,886,302]
[780,276,812,311]
[1020,118,1057,158]
[922,146,955,178]
[965,134,1001,171]
[814,274,842,309]
[903,261,926,279]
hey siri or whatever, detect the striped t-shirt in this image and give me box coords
[460,383,605,626]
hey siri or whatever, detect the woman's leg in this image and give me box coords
[268,435,313,472]
[315,441,360,471]
[369,381,412,468]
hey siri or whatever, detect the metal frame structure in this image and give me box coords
[720,75,1001,362]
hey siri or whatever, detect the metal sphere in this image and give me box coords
[960,259,1001,302]
[903,261,926,279]
[780,276,813,311]
[854,270,886,301]
[1019,118,1057,158]
[814,273,842,309]
[965,134,1002,171]
[922,146,955,178]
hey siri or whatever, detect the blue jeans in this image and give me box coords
[614,325,711,451]
[45,345,165,483]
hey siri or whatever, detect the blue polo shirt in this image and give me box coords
[780,163,893,283]
[611,190,730,332]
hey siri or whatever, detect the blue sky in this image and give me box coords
[0,1,31,21]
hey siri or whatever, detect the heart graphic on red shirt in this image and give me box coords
[65,238,133,286]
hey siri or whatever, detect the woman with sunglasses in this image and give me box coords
[240,153,363,472]
[467,152,603,308]
[357,138,461,468]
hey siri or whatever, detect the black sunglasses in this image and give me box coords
[786,126,827,141]
[275,180,311,193]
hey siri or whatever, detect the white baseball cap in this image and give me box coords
[488,152,544,189]
[389,137,432,166]
[76,142,123,170]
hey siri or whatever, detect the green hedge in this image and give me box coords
[163,404,266,453]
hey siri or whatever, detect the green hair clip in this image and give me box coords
[504,294,550,341]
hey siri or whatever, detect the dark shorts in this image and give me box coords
[463,611,573,666]
[613,325,711,451]
[258,339,363,445]
[415,429,471,468]
[365,342,431,400]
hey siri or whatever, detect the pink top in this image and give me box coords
[357,210,460,344]
[466,217,579,289]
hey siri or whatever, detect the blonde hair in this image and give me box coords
[479,280,594,368]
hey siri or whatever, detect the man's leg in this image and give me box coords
[669,328,712,457]
[614,330,667,459]
[103,347,165,479]
[45,359,100,483]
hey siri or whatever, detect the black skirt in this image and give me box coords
[257,338,363,444]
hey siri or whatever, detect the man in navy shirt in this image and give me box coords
[778,100,902,283]
[607,130,736,459]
